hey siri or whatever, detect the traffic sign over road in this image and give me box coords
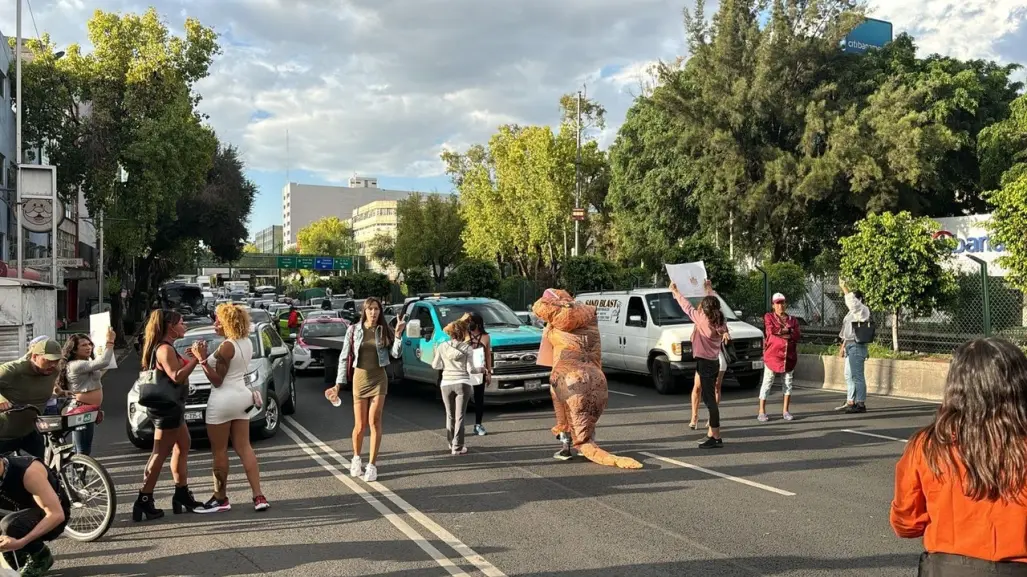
[276,255,297,269]
[334,257,353,271]
[314,257,335,271]
[296,256,316,269]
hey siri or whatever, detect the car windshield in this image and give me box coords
[645,292,739,326]
[434,301,524,328]
[248,310,272,324]
[174,332,263,358]
[301,322,348,338]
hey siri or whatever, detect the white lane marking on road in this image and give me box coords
[279,423,473,577]
[639,451,797,497]
[608,389,636,397]
[285,417,507,577]
[840,429,908,443]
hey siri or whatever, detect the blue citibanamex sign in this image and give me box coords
[842,18,893,54]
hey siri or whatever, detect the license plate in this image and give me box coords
[524,380,541,391]
[66,412,96,426]
[184,411,203,422]
[752,361,764,370]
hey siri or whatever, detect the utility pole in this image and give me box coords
[15,0,23,280]
[574,89,582,257]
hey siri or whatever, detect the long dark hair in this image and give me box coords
[141,309,183,369]
[360,297,393,348]
[913,337,1027,502]
[468,312,487,336]
[55,334,93,393]
[699,296,726,330]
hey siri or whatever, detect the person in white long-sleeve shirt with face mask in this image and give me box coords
[431,315,484,455]
[837,280,871,413]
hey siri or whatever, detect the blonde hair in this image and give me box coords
[216,303,251,340]
[443,314,473,342]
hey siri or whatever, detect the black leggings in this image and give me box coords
[473,384,485,425]
[696,358,721,429]
[1,507,66,565]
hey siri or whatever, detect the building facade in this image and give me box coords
[0,31,14,264]
[282,175,415,248]
[254,224,283,254]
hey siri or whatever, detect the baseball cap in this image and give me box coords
[772,293,787,304]
[28,338,63,361]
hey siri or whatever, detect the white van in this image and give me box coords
[575,288,766,394]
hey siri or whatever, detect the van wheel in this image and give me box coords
[650,355,678,395]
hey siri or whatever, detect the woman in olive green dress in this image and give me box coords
[326,297,404,482]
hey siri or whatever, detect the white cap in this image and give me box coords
[772,293,786,304]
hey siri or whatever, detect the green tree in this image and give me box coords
[981,94,1027,291]
[15,9,226,335]
[661,236,738,297]
[350,272,391,300]
[394,193,464,282]
[560,256,615,293]
[840,211,956,351]
[401,268,434,296]
[296,217,357,256]
[367,233,396,268]
[444,259,501,298]
[608,83,701,265]
[243,243,259,254]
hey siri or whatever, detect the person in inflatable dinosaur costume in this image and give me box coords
[531,289,643,469]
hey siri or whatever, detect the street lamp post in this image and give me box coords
[15,0,23,280]
[574,89,581,257]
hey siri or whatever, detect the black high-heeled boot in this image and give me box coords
[132,492,164,522]
[172,485,206,514]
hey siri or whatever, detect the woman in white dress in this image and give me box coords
[192,303,269,513]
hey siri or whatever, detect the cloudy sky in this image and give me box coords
[1,0,1025,239]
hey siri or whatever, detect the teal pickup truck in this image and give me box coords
[395,293,551,404]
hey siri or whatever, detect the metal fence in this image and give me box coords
[489,264,1027,355]
[771,272,1027,354]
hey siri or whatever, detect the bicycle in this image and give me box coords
[0,403,117,542]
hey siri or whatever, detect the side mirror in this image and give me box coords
[269,345,289,359]
[289,333,297,340]
[628,315,643,324]
[733,310,743,317]
[406,319,422,339]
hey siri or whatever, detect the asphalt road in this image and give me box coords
[49,355,936,576]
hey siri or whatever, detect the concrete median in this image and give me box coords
[792,353,950,402]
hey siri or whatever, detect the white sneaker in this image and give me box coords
[362,463,378,482]
[349,455,363,478]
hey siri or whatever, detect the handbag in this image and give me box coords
[470,347,486,385]
[135,345,180,412]
[852,320,876,344]
[344,326,356,385]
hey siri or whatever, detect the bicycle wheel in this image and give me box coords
[60,454,117,542]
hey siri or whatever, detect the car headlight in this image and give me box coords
[752,339,763,349]
[245,371,260,389]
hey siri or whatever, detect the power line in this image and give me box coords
[25,0,42,44]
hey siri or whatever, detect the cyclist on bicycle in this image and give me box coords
[0,454,68,575]
[0,339,63,459]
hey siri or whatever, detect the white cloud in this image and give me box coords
[0,0,1024,186]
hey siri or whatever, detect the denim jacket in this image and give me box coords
[335,322,403,385]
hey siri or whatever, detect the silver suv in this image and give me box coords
[126,321,298,449]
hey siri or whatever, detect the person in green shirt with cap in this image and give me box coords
[0,338,63,459]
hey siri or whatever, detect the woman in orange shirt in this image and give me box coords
[890,337,1027,576]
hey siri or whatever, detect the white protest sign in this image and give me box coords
[89,311,117,370]
[665,261,708,297]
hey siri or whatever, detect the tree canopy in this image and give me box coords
[16,8,255,332]
[296,217,357,256]
[394,193,464,282]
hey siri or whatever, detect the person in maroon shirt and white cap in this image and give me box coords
[757,293,800,422]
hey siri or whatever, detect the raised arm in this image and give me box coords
[156,344,198,385]
[70,343,115,374]
[669,282,699,321]
[198,340,235,387]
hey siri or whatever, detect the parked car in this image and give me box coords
[125,321,298,449]
[247,308,273,324]
[292,317,350,371]
[305,310,343,320]
[575,288,765,394]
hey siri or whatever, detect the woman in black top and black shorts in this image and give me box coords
[467,313,492,436]
[134,309,208,521]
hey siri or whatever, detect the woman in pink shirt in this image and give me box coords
[671,279,730,449]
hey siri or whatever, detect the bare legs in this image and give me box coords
[142,423,190,492]
[206,422,232,500]
[230,419,263,498]
[352,395,386,465]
